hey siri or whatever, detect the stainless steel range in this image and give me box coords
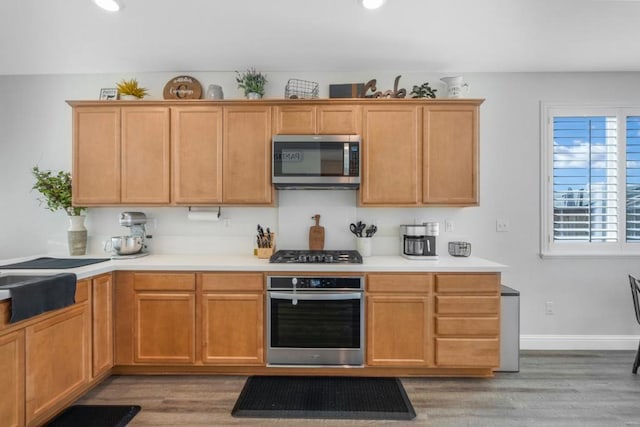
[269,249,363,264]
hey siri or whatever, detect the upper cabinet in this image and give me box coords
[223,106,273,204]
[171,106,223,204]
[274,104,360,134]
[423,103,479,205]
[73,106,170,206]
[69,99,481,207]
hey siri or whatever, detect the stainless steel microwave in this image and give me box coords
[272,134,361,189]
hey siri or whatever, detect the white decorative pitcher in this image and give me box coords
[440,76,469,98]
[68,215,87,256]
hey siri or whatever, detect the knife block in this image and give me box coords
[256,233,276,259]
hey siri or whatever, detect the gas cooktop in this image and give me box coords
[268,250,363,264]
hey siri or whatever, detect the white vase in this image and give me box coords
[68,215,87,256]
[247,92,262,100]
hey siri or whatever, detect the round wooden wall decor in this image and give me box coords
[163,75,203,99]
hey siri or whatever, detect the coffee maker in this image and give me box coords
[400,223,439,260]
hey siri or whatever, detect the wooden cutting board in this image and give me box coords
[309,214,325,250]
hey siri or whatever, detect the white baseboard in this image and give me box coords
[521,335,640,350]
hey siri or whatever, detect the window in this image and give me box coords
[541,104,640,256]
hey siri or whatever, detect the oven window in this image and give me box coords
[270,297,361,348]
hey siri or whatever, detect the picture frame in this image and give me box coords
[99,88,118,100]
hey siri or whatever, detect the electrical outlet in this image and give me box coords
[445,220,453,232]
[545,301,554,315]
[496,219,510,232]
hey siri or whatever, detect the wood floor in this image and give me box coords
[74,351,640,426]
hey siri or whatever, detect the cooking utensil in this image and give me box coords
[365,224,377,237]
[350,221,366,237]
[104,236,143,255]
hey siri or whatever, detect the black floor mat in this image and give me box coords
[232,376,416,420]
[45,405,141,427]
[0,257,109,269]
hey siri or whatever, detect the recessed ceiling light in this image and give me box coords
[361,0,386,10]
[93,0,121,12]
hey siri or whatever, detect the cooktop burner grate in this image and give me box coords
[269,250,363,264]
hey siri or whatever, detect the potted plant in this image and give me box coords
[116,78,149,100]
[410,82,437,99]
[236,68,267,99]
[32,166,88,255]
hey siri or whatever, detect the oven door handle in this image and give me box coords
[269,292,362,301]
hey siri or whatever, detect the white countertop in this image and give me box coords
[0,254,507,301]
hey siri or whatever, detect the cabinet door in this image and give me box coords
[201,293,264,365]
[273,105,316,134]
[172,106,223,204]
[318,105,360,134]
[0,330,25,427]
[73,106,121,204]
[423,104,479,205]
[360,106,420,205]
[92,274,113,378]
[366,295,430,366]
[223,106,272,204]
[121,107,171,204]
[25,304,90,425]
[134,292,195,364]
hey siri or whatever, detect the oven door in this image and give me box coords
[267,291,364,366]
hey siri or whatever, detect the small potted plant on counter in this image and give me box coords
[236,68,267,99]
[116,78,149,100]
[31,166,87,255]
[410,82,437,99]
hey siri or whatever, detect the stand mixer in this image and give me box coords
[104,212,150,257]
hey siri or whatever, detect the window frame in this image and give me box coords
[540,103,640,258]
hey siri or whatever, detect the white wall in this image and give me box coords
[2,70,640,346]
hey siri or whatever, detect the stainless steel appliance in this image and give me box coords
[104,212,149,257]
[272,134,361,189]
[269,249,362,264]
[267,275,365,366]
[497,285,520,372]
[400,223,438,259]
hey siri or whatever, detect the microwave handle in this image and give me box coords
[269,292,362,301]
[343,143,349,176]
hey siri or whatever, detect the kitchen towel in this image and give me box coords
[0,257,109,269]
[7,273,76,323]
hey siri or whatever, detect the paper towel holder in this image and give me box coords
[188,206,221,220]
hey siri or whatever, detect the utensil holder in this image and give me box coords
[356,237,372,257]
[256,233,276,259]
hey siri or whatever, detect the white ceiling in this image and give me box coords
[2,0,640,76]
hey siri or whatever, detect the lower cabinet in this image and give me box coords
[92,274,114,378]
[366,273,432,366]
[434,274,500,368]
[0,330,25,427]
[200,273,264,365]
[25,301,91,425]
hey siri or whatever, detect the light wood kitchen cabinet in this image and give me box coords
[434,273,500,368]
[72,105,170,205]
[274,104,360,134]
[366,273,432,366]
[73,106,121,204]
[0,330,25,427]
[132,273,196,364]
[199,273,264,365]
[171,106,223,204]
[25,301,91,425]
[223,106,273,204]
[423,103,479,205]
[360,105,421,205]
[91,274,113,378]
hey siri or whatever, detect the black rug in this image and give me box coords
[45,405,141,427]
[232,376,416,420]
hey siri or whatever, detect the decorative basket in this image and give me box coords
[284,79,319,99]
[448,241,471,257]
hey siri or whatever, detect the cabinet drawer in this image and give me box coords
[435,338,499,367]
[436,296,499,315]
[435,274,499,293]
[201,273,263,292]
[367,274,432,293]
[133,273,195,291]
[436,317,499,336]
